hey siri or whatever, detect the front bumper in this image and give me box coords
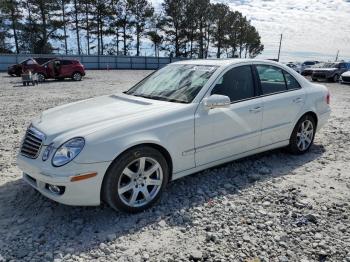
[340,77,350,84]
[8,68,16,75]
[17,154,110,206]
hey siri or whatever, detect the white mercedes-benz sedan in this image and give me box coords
[17,59,331,213]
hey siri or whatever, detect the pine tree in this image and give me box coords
[162,0,187,57]
[23,0,64,54]
[0,0,22,53]
[210,3,230,58]
[128,0,153,56]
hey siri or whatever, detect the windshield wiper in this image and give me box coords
[131,93,188,104]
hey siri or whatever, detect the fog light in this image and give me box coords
[46,184,65,195]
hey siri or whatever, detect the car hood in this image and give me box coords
[341,71,350,77]
[32,94,183,143]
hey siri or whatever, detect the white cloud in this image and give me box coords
[151,0,350,61]
[213,0,350,61]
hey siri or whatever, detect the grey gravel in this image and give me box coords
[0,72,349,261]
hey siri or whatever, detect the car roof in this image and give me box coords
[172,58,281,67]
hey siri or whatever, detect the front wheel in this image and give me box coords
[72,72,82,81]
[37,73,45,82]
[288,115,316,154]
[102,146,169,213]
[333,74,339,82]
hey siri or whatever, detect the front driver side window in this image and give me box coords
[211,65,255,102]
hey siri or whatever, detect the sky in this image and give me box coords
[152,0,350,62]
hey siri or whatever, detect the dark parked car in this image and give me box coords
[300,60,319,74]
[7,57,55,77]
[312,62,350,82]
[34,59,85,82]
[301,63,324,76]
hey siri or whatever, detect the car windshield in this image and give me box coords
[125,64,218,103]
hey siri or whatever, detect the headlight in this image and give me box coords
[42,143,54,161]
[52,137,85,167]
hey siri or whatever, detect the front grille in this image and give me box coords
[342,76,350,82]
[20,126,45,159]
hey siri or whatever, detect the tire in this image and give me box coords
[102,146,169,213]
[333,74,339,82]
[37,73,45,82]
[72,72,82,81]
[288,114,316,155]
[311,78,317,82]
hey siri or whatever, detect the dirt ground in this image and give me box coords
[0,70,349,262]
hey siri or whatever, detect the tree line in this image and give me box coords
[0,0,264,58]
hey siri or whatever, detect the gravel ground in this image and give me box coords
[0,70,349,262]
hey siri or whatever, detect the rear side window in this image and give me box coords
[61,60,72,65]
[256,65,287,94]
[283,71,300,90]
[211,65,255,102]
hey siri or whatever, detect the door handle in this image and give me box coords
[249,106,262,113]
[293,97,303,103]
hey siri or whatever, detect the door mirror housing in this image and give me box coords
[203,94,231,109]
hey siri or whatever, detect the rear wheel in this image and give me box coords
[288,115,316,154]
[102,146,169,213]
[72,72,82,81]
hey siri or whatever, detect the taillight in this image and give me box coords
[326,91,330,104]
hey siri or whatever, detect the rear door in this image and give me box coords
[254,64,305,146]
[60,60,73,77]
[194,65,263,166]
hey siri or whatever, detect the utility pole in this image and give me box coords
[277,34,283,62]
[335,50,339,61]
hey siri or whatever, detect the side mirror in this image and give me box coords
[203,94,230,109]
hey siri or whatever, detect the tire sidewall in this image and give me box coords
[102,146,169,213]
[333,74,339,82]
[289,115,316,155]
[72,72,82,81]
[38,73,45,82]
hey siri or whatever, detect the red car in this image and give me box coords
[7,57,55,77]
[34,59,86,82]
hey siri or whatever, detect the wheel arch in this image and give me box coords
[301,111,318,128]
[72,71,82,77]
[100,142,174,201]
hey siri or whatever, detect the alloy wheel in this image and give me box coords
[117,157,163,208]
[38,73,45,82]
[73,73,82,81]
[296,119,314,151]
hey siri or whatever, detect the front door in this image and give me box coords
[195,65,263,166]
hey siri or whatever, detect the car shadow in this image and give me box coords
[0,144,325,260]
